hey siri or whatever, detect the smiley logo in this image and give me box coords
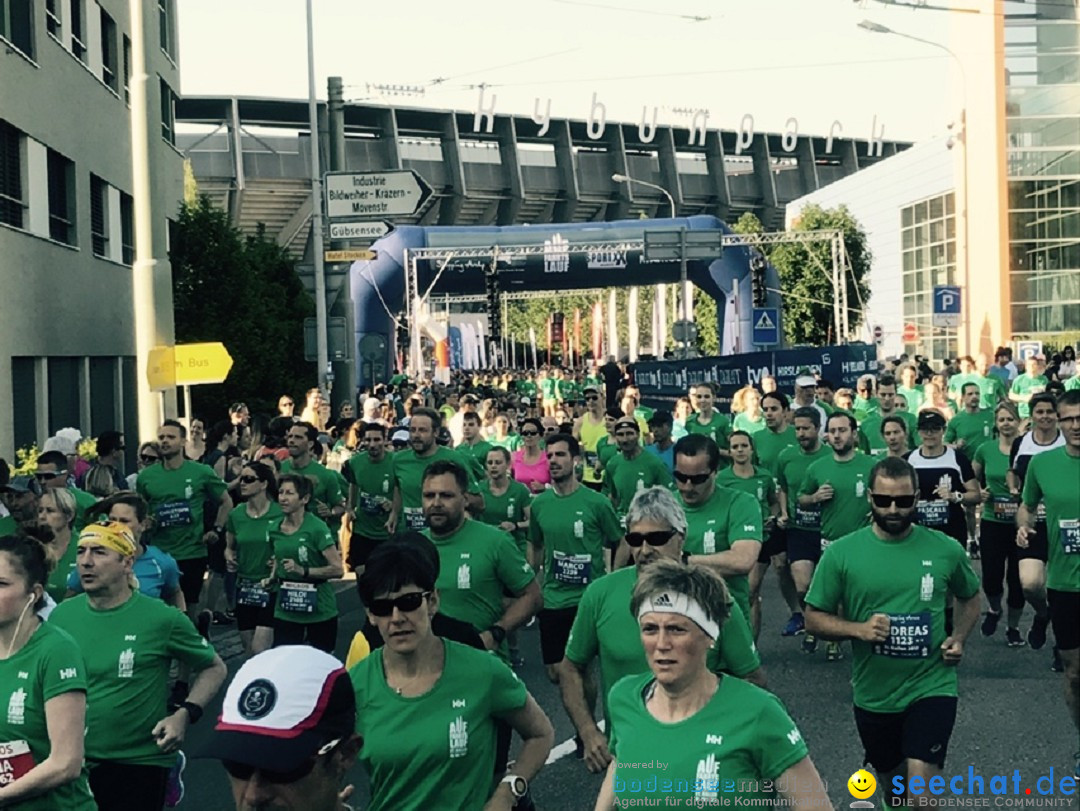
[848,769,877,799]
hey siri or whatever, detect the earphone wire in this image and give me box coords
[5,595,37,659]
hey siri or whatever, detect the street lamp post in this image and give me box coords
[859,20,971,355]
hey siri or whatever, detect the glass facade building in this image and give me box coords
[901,192,958,359]
[1004,0,1080,336]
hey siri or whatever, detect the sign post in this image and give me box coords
[324,170,432,221]
[932,285,962,328]
[751,307,780,347]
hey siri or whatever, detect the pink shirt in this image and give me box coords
[511,449,550,491]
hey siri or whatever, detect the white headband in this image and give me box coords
[637,591,720,639]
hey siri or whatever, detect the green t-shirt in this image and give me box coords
[805,525,981,713]
[529,486,622,610]
[1010,373,1049,418]
[539,377,558,402]
[608,673,808,806]
[565,567,760,722]
[975,374,1008,409]
[681,486,763,617]
[800,454,876,542]
[280,458,345,530]
[225,501,282,581]
[393,447,479,532]
[489,434,522,452]
[775,443,832,531]
[49,591,217,767]
[596,436,618,472]
[350,639,527,811]
[945,409,995,458]
[946,372,981,407]
[973,441,1018,525]
[852,396,880,422]
[269,513,339,624]
[0,622,95,810]
[557,378,576,402]
[1065,375,1080,392]
[602,451,674,520]
[1022,447,1080,593]
[716,466,776,524]
[68,486,98,533]
[897,385,924,414]
[859,411,918,457]
[753,425,797,476]
[517,380,538,398]
[426,519,535,659]
[732,412,765,435]
[45,537,78,604]
[456,440,493,482]
[136,461,227,561]
[477,478,532,552]
[343,452,395,541]
[685,412,732,456]
[0,514,17,536]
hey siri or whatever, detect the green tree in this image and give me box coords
[770,204,871,346]
[170,197,314,420]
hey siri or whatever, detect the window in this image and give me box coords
[899,191,958,360]
[45,0,60,38]
[160,77,175,144]
[119,191,133,264]
[0,0,34,58]
[122,34,130,103]
[158,0,174,59]
[90,174,109,257]
[46,148,75,244]
[100,6,117,92]
[0,119,24,229]
[69,0,85,62]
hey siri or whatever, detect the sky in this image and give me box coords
[177,0,979,144]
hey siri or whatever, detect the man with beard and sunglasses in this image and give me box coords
[805,457,981,808]
[559,486,763,775]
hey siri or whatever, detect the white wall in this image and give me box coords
[786,137,955,357]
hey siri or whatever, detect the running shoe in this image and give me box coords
[1027,615,1049,650]
[781,612,805,637]
[196,609,213,641]
[980,610,1001,637]
[800,634,818,654]
[165,750,186,808]
[1005,628,1025,648]
[212,611,232,626]
[1051,647,1063,673]
[825,642,843,662]
[967,540,980,560]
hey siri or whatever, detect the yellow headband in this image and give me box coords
[78,522,137,558]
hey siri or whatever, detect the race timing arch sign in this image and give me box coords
[633,345,878,411]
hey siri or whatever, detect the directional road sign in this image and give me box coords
[643,229,724,262]
[328,220,394,241]
[933,285,962,328]
[752,307,780,346]
[324,170,432,220]
[146,343,234,391]
[324,249,376,263]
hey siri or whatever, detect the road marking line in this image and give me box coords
[545,720,605,765]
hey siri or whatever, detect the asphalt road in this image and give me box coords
[180,563,1078,810]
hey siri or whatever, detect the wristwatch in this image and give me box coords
[487,625,507,646]
[180,701,204,724]
[501,774,528,804]
[213,525,226,536]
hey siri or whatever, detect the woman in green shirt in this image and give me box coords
[972,402,1025,645]
[226,463,282,659]
[269,475,343,654]
[596,559,831,810]
[731,386,766,435]
[36,489,78,605]
[0,534,95,810]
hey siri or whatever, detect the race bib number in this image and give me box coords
[237,579,270,608]
[916,500,950,527]
[991,496,1019,521]
[360,493,384,516]
[794,505,821,530]
[0,740,36,786]
[552,551,592,586]
[873,612,932,659]
[156,500,193,529]
[278,581,318,614]
[1060,519,1080,555]
[585,451,599,468]
[403,507,426,530]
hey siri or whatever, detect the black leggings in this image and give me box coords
[273,616,338,653]
[980,520,1024,611]
[89,761,169,811]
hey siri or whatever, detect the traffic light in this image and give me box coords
[750,251,767,307]
[485,267,501,343]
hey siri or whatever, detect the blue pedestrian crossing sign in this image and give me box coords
[933,285,962,328]
[752,307,780,346]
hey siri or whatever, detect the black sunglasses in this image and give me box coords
[238,475,261,485]
[585,394,599,400]
[367,591,431,617]
[140,454,159,464]
[625,529,679,548]
[520,430,540,437]
[33,471,64,480]
[673,470,711,485]
[222,738,341,784]
[870,493,918,509]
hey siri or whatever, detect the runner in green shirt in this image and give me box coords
[36,488,79,604]
[456,412,493,481]
[390,408,481,534]
[718,435,778,527]
[477,446,532,553]
[539,371,558,415]
[859,375,918,456]
[0,534,95,810]
[853,376,880,422]
[731,386,766,435]
[946,356,981,410]
[756,392,798,476]
[685,382,732,465]
[422,458,540,663]
[945,382,995,459]
[673,433,762,618]
[602,418,673,523]
[974,353,1009,408]
[343,423,395,575]
[489,412,522,452]
[898,363,925,414]
[31,451,97,533]
[50,522,226,806]
[281,422,347,532]
[1009,354,1050,419]
[805,456,981,803]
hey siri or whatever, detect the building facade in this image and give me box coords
[0,0,182,461]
